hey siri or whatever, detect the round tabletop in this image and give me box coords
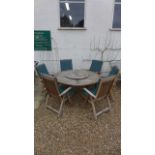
[56,70,100,87]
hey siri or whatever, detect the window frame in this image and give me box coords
[111,0,121,31]
[58,0,86,30]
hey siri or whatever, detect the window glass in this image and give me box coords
[60,2,84,27]
[60,0,84,1]
[115,0,121,2]
[112,4,121,28]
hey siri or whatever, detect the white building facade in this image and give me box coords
[34,0,121,74]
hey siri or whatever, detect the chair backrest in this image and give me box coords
[34,61,39,67]
[35,63,49,77]
[109,66,119,76]
[41,74,60,97]
[60,59,73,71]
[89,60,103,73]
[96,76,115,98]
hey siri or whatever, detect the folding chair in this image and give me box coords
[60,59,73,71]
[100,66,120,100]
[89,60,103,74]
[41,74,72,117]
[35,63,52,95]
[109,65,120,92]
[35,63,49,78]
[83,76,115,120]
[109,66,119,76]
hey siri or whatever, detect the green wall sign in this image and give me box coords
[34,30,52,51]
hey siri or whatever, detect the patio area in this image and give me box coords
[34,77,121,155]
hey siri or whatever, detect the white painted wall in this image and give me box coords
[34,0,121,74]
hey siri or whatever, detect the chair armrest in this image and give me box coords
[49,74,55,76]
[59,87,72,96]
[83,88,96,99]
[100,72,109,78]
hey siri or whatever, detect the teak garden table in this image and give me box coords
[56,69,100,87]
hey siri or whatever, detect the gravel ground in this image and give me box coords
[34,85,121,155]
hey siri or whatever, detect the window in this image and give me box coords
[112,0,121,29]
[60,0,85,28]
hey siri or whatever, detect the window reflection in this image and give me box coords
[60,2,84,27]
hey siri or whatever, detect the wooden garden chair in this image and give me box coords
[41,74,72,117]
[100,66,120,101]
[60,59,73,71]
[35,63,55,96]
[35,63,49,78]
[83,76,115,120]
[89,60,103,74]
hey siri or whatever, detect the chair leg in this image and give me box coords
[45,94,49,107]
[90,100,97,120]
[67,95,72,104]
[107,96,112,110]
[45,95,63,116]
[58,97,65,117]
[109,91,114,102]
[89,96,112,120]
